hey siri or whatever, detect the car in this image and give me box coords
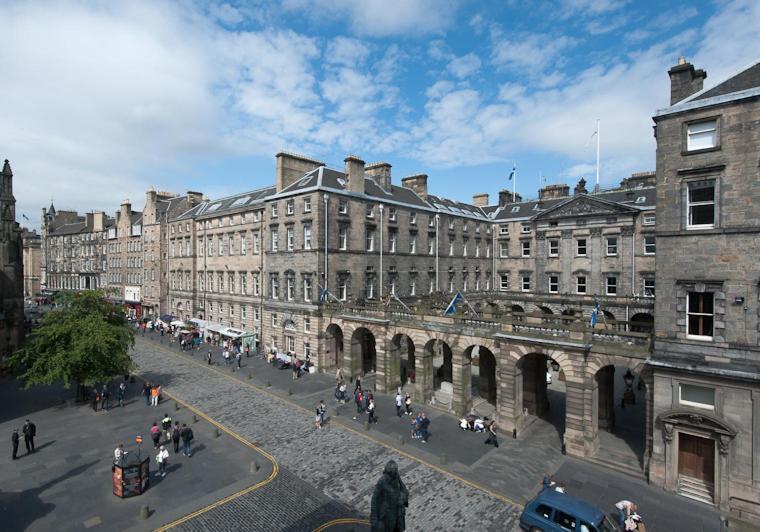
[519,488,619,532]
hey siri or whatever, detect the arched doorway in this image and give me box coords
[511,304,525,322]
[466,345,497,407]
[630,313,654,333]
[595,365,646,469]
[423,339,452,391]
[390,333,416,389]
[325,324,343,370]
[518,353,566,437]
[351,327,376,376]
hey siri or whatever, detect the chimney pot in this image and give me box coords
[365,162,392,192]
[401,174,428,200]
[472,193,489,207]
[344,155,366,195]
[668,58,707,105]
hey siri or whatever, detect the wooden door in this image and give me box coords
[678,433,715,483]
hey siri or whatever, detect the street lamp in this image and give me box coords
[623,369,634,389]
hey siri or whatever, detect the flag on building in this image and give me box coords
[444,291,464,315]
[319,287,328,303]
[590,299,601,327]
[508,164,516,181]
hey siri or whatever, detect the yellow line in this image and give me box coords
[141,338,524,511]
[312,518,371,532]
[151,390,279,531]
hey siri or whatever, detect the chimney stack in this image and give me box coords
[275,152,324,193]
[574,178,588,196]
[538,183,570,200]
[365,162,392,192]
[668,57,707,105]
[401,174,428,200]
[472,193,489,207]
[86,212,93,228]
[93,211,106,232]
[344,155,366,194]
[187,191,203,206]
[118,199,131,222]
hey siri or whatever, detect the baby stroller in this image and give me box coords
[459,414,487,432]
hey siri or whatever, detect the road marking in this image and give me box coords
[312,518,371,532]
[152,390,279,531]
[139,338,525,510]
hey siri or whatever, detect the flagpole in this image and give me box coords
[595,119,600,191]
[512,162,517,203]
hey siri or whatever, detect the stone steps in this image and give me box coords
[678,475,715,505]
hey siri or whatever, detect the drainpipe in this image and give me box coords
[323,194,329,294]
[492,224,496,291]
[435,214,440,291]
[379,204,384,299]
[630,226,635,332]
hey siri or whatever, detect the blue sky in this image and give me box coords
[2,0,758,228]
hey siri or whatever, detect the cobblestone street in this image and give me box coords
[132,336,522,531]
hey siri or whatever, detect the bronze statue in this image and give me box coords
[370,460,409,531]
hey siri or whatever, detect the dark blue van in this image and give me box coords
[519,488,619,532]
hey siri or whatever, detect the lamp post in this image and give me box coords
[323,194,329,295]
[435,214,440,292]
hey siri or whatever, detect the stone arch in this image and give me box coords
[536,305,553,315]
[389,333,416,388]
[465,344,498,406]
[630,312,654,333]
[324,323,344,371]
[350,326,377,376]
[423,338,453,389]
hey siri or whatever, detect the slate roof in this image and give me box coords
[692,62,760,101]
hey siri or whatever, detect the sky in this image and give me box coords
[2,0,758,230]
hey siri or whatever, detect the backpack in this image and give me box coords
[184,428,194,441]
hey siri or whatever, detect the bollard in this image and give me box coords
[174,402,180,411]
[250,460,260,473]
[193,414,198,424]
[398,434,405,446]
[247,371,252,380]
[513,428,517,439]
[440,452,448,465]
[140,505,150,519]
[288,388,293,396]
[365,420,370,431]
[334,406,340,417]
[214,428,221,438]
[266,380,271,388]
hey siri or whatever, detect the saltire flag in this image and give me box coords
[508,164,516,181]
[319,287,328,303]
[590,299,601,327]
[444,291,463,315]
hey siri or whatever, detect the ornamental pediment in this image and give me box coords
[657,409,737,437]
[533,195,637,220]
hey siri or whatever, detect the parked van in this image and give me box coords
[519,488,619,532]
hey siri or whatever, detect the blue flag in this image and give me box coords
[444,292,463,315]
[508,164,516,181]
[319,288,328,303]
[590,298,601,327]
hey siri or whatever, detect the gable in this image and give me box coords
[532,194,637,221]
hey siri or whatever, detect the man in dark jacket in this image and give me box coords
[12,429,20,459]
[370,460,409,531]
[418,413,430,443]
[180,424,194,457]
[22,419,36,453]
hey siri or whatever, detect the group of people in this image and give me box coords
[142,382,162,406]
[11,419,36,460]
[91,381,128,412]
[410,412,431,443]
[349,379,379,424]
[458,414,499,447]
[141,414,195,477]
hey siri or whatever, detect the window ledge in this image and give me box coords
[680,146,721,157]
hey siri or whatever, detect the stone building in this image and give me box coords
[649,59,760,519]
[21,228,41,297]
[40,206,108,292]
[0,159,24,357]
[106,200,143,318]
[141,189,203,319]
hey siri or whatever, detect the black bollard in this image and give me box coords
[193,414,198,423]
[513,428,517,439]
[214,428,221,438]
[441,452,448,465]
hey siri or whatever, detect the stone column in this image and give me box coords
[451,352,472,416]
[415,347,433,404]
[563,379,588,457]
[342,331,359,380]
[717,435,731,510]
[375,333,389,393]
[597,366,616,432]
[663,423,677,491]
[497,346,525,435]
[385,336,401,393]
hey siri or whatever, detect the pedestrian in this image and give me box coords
[244,344,250,358]
[418,412,430,443]
[143,382,151,406]
[404,393,413,416]
[368,399,378,424]
[395,392,403,417]
[91,387,99,412]
[353,389,364,420]
[292,356,299,380]
[172,421,181,454]
[114,443,125,466]
[316,400,326,429]
[615,500,637,528]
[207,350,212,365]
[161,413,173,442]
[180,423,194,457]
[117,381,126,407]
[354,377,362,394]
[151,385,159,406]
[22,419,36,453]
[223,350,230,367]
[11,428,20,460]
[101,384,110,411]
[150,422,161,449]
[156,445,169,477]
[335,367,344,384]
[236,351,242,369]
[484,420,499,448]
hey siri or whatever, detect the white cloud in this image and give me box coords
[325,37,371,66]
[559,0,628,18]
[447,53,482,79]
[491,34,577,73]
[208,3,244,25]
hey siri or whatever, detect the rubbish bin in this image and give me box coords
[113,453,150,498]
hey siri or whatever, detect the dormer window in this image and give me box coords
[511,206,520,213]
[366,205,374,218]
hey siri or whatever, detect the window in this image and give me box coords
[286,227,294,251]
[553,510,577,531]
[448,277,455,293]
[304,342,311,357]
[228,272,235,293]
[576,239,587,256]
[253,232,260,254]
[270,276,279,299]
[409,234,417,254]
[338,200,348,214]
[270,228,278,252]
[687,292,714,339]
[271,204,278,217]
[679,383,715,411]
[410,213,416,224]
[389,230,397,253]
[389,207,397,221]
[643,213,656,225]
[228,234,235,255]
[240,233,247,255]
[428,217,435,228]
[428,237,435,255]
[606,276,617,295]
[475,242,480,257]
[576,276,587,294]
[521,275,531,292]
[366,229,375,251]
[285,336,295,353]
[366,205,374,218]
[286,200,294,215]
[521,241,530,257]
[687,181,715,229]
[338,278,347,301]
[366,276,376,299]
[253,273,260,296]
[241,273,247,295]
[286,276,295,300]
[462,239,468,257]
[253,211,261,222]
[499,242,509,258]
[410,276,416,296]
[339,226,348,250]
[241,306,247,320]
[687,119,717,151]
[304,317,311,333]
[549,239,559,257]
[449,241,454,256]
[254,307,260,321]
[303,277,312,302]
[549,275,559,294]
[271,312,279,326]
[606,236,618,256]
[448,218,454,230]
[521,223,531,234]
[303,197,311,212]
[303,224,312,250]
[499,225,509,235]
[643,277,655,297]
[534,504,553,521]
[644,236,656,255]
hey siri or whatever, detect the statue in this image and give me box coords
[370,460,409,532]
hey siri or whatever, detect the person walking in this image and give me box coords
[354,377,362,394]
[114,443,125,466]
[484,420,499,448]
[353,389,364,420]
[418,412,430,443]
[244,344,250,358]
[292,356,299,380]
[207,350,213,365]
[236,351,242,370]
[367,399,378,424]
[395,392,403,417]
[150,422,161,449]
[143,382,151,406]
[101,384,110,411]
[171,422,181,454]
[180,423,194,457]
[117,382,126,407]
[11,428,20,460]
[316,400,326,429]
[91,387,100,412]
[156,445,169,477]
[150,385,159,407]
[404,393,413,416]
[22,419,36,453]
[161,413,173,442]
